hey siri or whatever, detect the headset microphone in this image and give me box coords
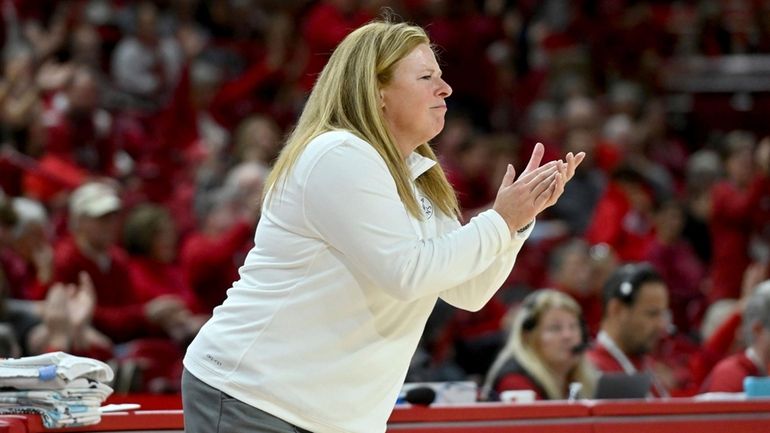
[571,341,590,354]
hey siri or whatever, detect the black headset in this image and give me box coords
[601,262,664,312]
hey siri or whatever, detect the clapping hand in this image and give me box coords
[492,143,585,233]
[69,272,96,331]
[30,271,113,354]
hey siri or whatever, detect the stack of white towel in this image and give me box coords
[0,352,114,428]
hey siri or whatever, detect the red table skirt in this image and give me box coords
[2,397,770,432]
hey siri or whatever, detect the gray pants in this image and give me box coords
[182,369,312,433]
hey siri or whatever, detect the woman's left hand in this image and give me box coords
[537,150,585,213]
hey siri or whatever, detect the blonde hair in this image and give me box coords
[483,289,597,400]
[264,20,459,219]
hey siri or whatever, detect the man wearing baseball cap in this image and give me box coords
[43,182,192,375]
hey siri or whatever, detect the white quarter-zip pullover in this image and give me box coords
[183,130,533,433]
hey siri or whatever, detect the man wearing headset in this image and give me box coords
[587,263,671,397]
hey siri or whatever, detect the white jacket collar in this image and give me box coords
[406,152,436,180]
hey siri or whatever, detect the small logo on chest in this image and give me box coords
[420,196,434,220]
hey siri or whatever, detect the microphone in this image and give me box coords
[404,387,436,406]
[571,341,590,354]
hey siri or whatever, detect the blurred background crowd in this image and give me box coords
[0,0,769,398]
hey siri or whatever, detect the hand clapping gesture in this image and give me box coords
[492,142,585,233]
[29,271,112,354]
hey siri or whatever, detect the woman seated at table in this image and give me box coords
[482,289,596,400]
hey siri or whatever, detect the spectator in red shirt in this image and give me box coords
[48,182,190,345]
[1,190,111,358]
[26,272,113,359]
[701,280,770,393]
[585,164,656,262]
[1,269,111,360]
[0,198,53,300]
[587,263,671,397]
[646,200,708,335]
[708,131,770,301]
[547,238,603,336]
[40,66,116,176]
[0,194,17,290]
[181,180,258,313]
[299,0,374,91]
[123,204,207,392]
[0,196,22,356]
[685,263,769,392]
[482,289,596,401]
[232,114,283,169]
[124,204,205,319]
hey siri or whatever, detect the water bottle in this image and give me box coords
[743,376,770,398]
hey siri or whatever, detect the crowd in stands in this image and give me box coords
[1,0,770,398]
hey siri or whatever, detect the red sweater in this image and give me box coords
[42,100,116,176]
[701,351,762,393]
[299,3,372,90]
[588,343,649,373]
[0,248,38,300]
[646,239,707,334]
[587,341,665,397]
[47,237,154,343]
[496,373,547,401]
[127,256,201,313]
[180,221,253,313]
[708,175,770,301]
[585,183,655,261]
[491,356,549,401]
[689,310,742,388]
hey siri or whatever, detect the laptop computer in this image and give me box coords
[593,372,652,399]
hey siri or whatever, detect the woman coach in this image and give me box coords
[182,19,583,433]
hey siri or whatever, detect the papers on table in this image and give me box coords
[0,352,114,428]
